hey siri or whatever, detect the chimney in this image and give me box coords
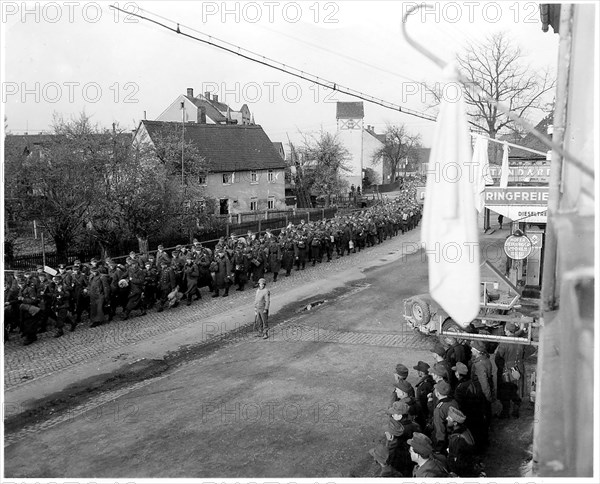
[204,91,211,100]
[143,110,147,120]
[187,88,194,97]
[213,94,218,102]
[198,106,207,124]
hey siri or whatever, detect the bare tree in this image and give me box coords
[371,124,422,184]
[286,139,312,209]
[120,125,211,253]
[5,112,107,260]
[298,130,351,207]
[424,32,555,162]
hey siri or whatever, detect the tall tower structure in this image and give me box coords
[336,102,364,189]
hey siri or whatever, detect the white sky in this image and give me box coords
[2,1,563,147]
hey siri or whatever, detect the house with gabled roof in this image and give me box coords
[134,120,286,215]
[156,88,252,126]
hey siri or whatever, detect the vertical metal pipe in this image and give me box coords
[541,4,574,312]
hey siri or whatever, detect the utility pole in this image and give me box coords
[181,101,185,187]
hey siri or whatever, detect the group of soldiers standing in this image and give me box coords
[369,325,530,477]
[4,199,422,346]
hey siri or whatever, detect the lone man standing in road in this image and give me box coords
[254,278,270,339]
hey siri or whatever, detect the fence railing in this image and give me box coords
[4,207,340,271]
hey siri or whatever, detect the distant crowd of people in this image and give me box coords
[4,196,422,346]
[368,327,531,478]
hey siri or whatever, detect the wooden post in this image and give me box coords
[41,231,46,267]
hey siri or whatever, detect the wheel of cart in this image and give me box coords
[410,297,431,325]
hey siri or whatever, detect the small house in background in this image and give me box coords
[134,120,286,215]
[156,88,252,126]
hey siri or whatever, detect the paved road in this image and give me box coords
[4,226,440,478]
[4,225,530,478]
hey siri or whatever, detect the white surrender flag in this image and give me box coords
[44,265,58,276]
[471,135,494,212]
[499,142,510,189]
[421,82,480,327]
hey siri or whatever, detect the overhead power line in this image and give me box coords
[109,5,437,123]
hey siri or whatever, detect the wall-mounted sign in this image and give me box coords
[488,164,551,183]
[484,187,549,206]
[504,234,533,260]
[490,206,547,223]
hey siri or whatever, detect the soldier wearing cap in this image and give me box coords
[368,444,403,477]
[443,334,470,368]
[446,406,479,477]
[196,247,215,295]
[390,364,415,405]
[431,342,456,390]
[469,339,494,442]
[70,261,88,326]
[88,266,108,327]
[254,278,270,339]
[37,270,56,333]
[431,380,458,454]
[392,380,418,418]
[144,260,159,309]
[52,275,74,336]
[123,259,147,320]
[413,361,434,430]
[231,243,248,292]
[57,263,72,287]
[183,254,199,306]
[293,231,308,270]
[157,260,177,312]
[452,361,486,449]
[156,244,171,267]
[267,237,282,282]
[394,364,415,394]
[212,249,232,298]
[408,432,449,477]
[494,322,528,419]
[386,400,421,476]
[280,231,295,277]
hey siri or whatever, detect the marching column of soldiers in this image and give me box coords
[4,198,422,346]
[369,329,530,478]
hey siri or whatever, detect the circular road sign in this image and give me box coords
[504,234,533,260]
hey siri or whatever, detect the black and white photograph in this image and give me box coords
[2,1,598,481]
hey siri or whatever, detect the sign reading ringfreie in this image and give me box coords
[484,187,549,205]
